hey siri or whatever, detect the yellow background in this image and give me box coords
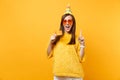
[0,0,120,80]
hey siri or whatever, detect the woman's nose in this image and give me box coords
[66,21,69,24]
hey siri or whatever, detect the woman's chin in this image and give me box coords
[64,27,72,33]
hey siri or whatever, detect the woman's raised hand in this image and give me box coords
[78,30,85,45]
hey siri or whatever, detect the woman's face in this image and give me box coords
[63,15,73,33]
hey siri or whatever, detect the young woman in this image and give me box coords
[47,6,85,80]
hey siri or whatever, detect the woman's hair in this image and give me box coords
[54,13,76,45]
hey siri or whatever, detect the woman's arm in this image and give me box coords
[47,42,54,57]
[47,33,57,57]
[80,42,85,60]
[78,31,85,60]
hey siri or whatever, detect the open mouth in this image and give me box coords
[64,25,71,32]
[65,25,70,28]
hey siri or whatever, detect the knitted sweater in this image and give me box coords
[48,33,85,78]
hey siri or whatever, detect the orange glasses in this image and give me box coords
[63,19,73,25]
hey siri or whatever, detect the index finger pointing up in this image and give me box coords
[79,30,82,37]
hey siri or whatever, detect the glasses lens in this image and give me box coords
[68,20,72,24]
[63,19,73,25]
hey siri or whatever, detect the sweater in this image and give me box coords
[48,33,85,78]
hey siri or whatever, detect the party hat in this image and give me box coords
[64,4,72,14]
